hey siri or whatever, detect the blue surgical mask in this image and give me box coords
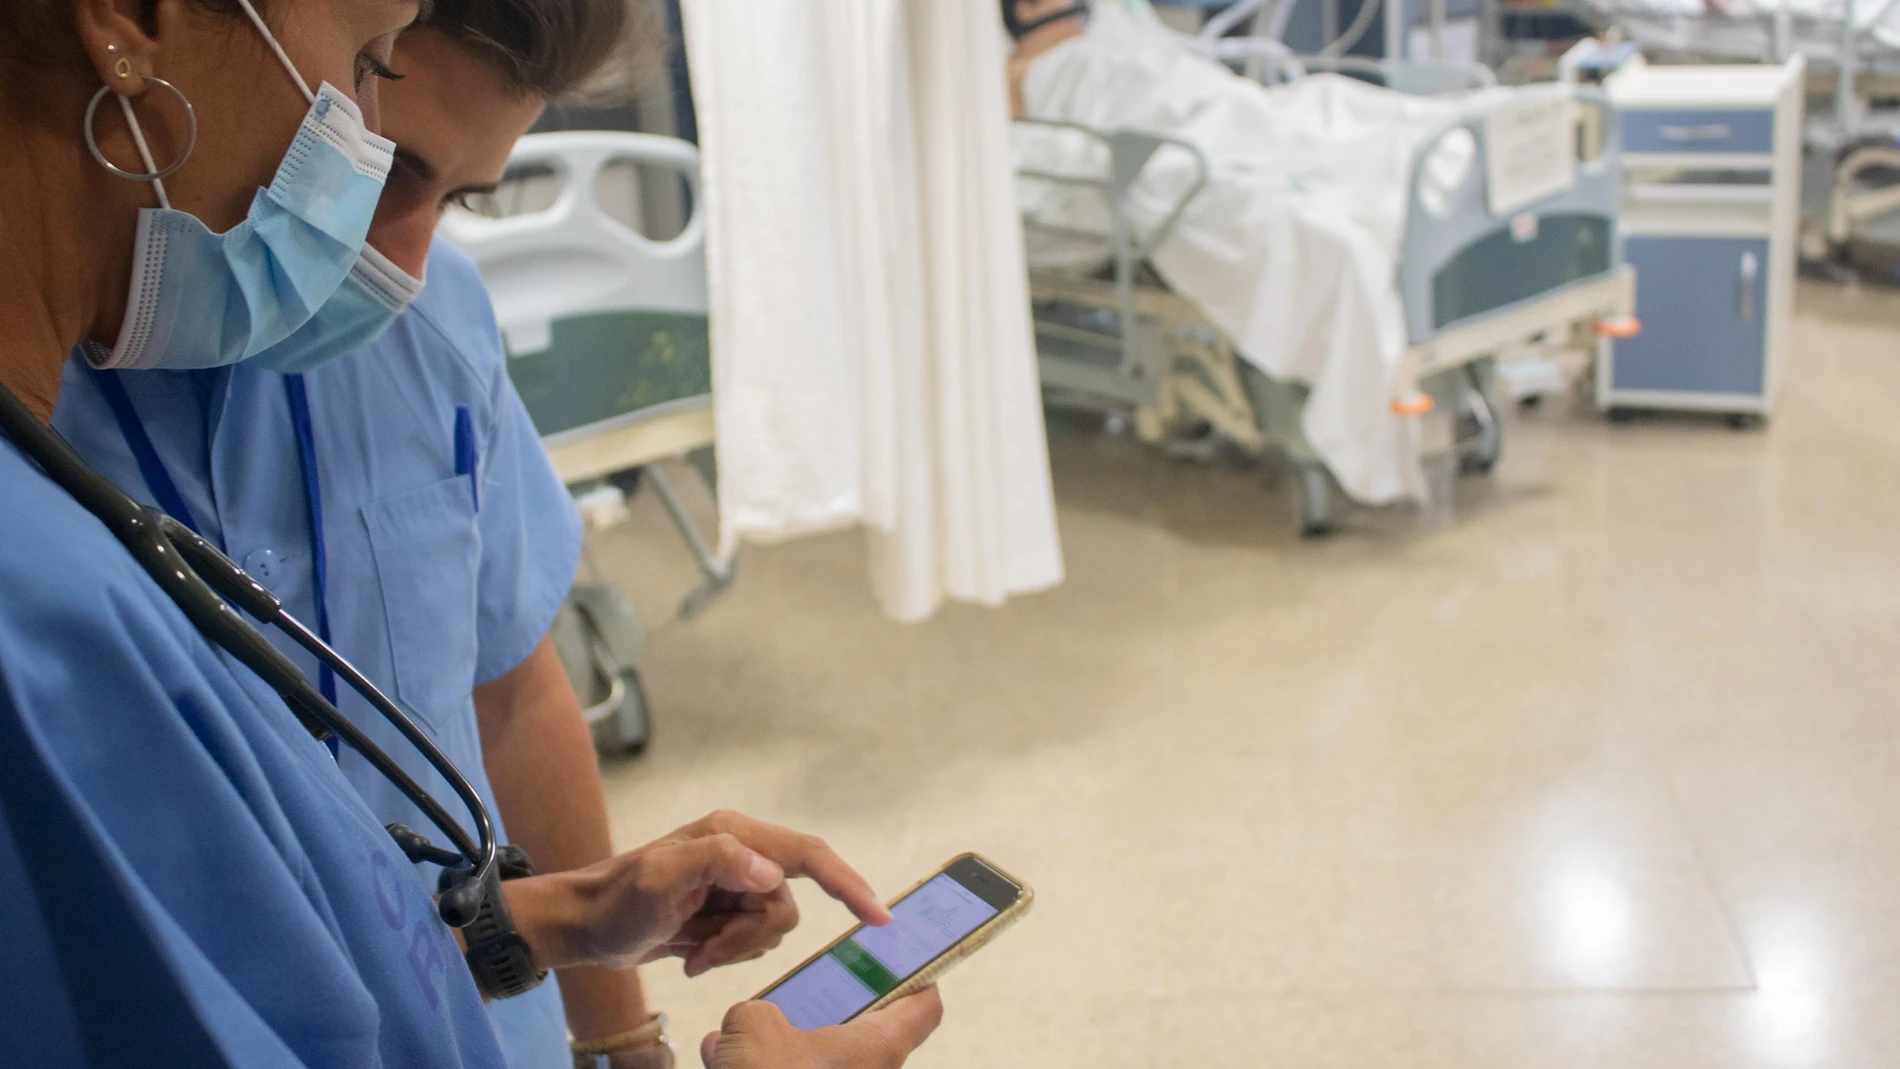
[86,0,395,374]
[248,245,426,374]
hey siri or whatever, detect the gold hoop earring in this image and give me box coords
[107,43,131,81]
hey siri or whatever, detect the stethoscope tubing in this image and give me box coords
[0,380,496,928]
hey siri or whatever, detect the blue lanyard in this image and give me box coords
[98,368,341,746]
[281,374,337,713]
[92,367,202,536]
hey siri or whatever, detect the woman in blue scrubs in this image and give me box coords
[0,2,943,1067]
[52,3,667,1064]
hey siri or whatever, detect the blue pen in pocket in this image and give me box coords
[453,404,480,511]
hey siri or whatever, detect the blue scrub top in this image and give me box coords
[53,240,584,1067]
[0,441,507,1068]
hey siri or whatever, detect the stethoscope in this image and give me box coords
[0,377,497,929]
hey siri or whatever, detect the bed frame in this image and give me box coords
[441,132,735,752]
[1019,81,1633,535]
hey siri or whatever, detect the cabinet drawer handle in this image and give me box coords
[1658,123,1733,142]
[1737,250,1759,323]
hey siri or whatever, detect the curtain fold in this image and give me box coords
[682,0,1063,622]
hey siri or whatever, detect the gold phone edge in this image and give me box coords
[751,852,1035,1011]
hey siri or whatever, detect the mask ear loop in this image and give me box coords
[84,79,198,211]
[230,0,316,105]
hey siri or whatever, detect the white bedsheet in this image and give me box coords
[1017,7,1488,503]
[1585,0,1900,55]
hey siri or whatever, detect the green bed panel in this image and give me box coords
[1430,213,1613,331]
[506,310,712,439]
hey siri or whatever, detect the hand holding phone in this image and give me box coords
[755,854,1031,1030]
[702,987,945,1069]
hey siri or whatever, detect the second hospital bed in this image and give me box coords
[441,131,733,753]
[1017,72,1635,535]
[1550,0,1900,262]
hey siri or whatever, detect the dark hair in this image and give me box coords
[0,1,99,80]
[1001,0,1089,40]
[421,0,665,104]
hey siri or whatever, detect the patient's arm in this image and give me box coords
[1005,0,1088,118]
[1009,52,1033,118]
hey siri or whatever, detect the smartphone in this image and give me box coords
[756,853,1032,1030]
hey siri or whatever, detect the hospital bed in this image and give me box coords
[1018,79,1635,535]
[440,132,732,753]
[1565,0,1900,71]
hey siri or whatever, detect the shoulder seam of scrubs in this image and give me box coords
[90,365,203,537]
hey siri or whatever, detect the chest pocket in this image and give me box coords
[362,476,481,733]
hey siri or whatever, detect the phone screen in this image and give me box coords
[762,860,1015,1030]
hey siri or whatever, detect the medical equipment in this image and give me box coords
[1017,40,1635,533]
[250,245,426,375]
[1187,0,1417,69]
[0,379,501,930]
[1599,58,1805,424]
[441,131,728,752]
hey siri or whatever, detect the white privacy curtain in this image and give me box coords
[681,0,1064,622]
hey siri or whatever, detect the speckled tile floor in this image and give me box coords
[587,280,1900,1068]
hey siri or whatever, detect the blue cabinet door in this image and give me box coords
[1613,235,1768,397]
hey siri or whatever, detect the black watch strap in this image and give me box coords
[441,845,547,1000]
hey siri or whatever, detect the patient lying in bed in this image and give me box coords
[1011,0,1493,504]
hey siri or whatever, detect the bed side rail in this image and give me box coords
[1831,140,1900,239]
[1017,119,1210,261]
[1016,119,1210,376]
[1397,85,1624,345]
[439,131,707,344]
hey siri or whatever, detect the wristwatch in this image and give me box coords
[439,845,546,1000]
[573,1015,675,1069]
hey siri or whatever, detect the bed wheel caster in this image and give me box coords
[555,583,653,759]
[1727,413,1763,430]
[1518,394,1543,411]
[1292,463,1333,539]
[608,468,644,496]
[593,668,651,756]
[1450,372,1503,477]
[1607,406,1636,424]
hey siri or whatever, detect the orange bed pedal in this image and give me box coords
[1390,393,1435,417]
[1594,316,1642,339]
